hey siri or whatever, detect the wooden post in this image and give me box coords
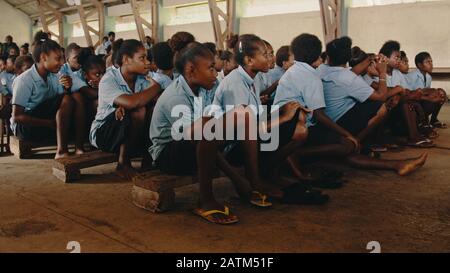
[208,0,235,50]
[76,4,93,47]
[130,0,159,44]
[319,0,342,44]
[36,0,64,45]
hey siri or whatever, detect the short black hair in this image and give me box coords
[275,45,290,67]
[326,36,352,66]
[14,55,34,73]
[114,39,144,66]
[349,46,368,67]
[379,40,400,57]
[175,42,214,76]
[66,43,81,61]
[414,51,432,67]
[203,42,217,55]
[108,31,115,37]
[228,34,264,66]
[400,50,407,60]
[220,50,233,62]
[32,31,61,63]
[152,42,174,70]
[77,47,105,73]
[290,33,322,65]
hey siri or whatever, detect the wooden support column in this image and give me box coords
[208,0,235,50]
[130,0,159,43]
[319,0,342,44]
[73,0,105,47]
[36,0,64,45]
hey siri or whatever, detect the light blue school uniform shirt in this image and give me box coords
[89,67,151,148]
[406,69,432,90]
[71,70,89,92]
[268,66,285,84]
[0,71,15,95]
[10,64,65,133]
[148,75,213,161]
[210,65,263,118]
[59,63,85,93]
[254,71,270,93]
[387,68,409,89]
[273,61,326,128]
[149,70,173,90]
[317,64,374,122]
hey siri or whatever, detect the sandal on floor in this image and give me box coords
[281,184,330,205]
[193,206,239,225]
[250,191,272,208]
[407,140,435,148]
[369,144,388,153]
[432,121,447,129]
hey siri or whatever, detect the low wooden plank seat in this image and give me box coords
[132,170,223,213]
[52,150,117,183]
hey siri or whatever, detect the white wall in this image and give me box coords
[239,11,324,52]
[164,21,226,44]
[163,11,324,52]
[0,1,32,46]
[348,1,450,68]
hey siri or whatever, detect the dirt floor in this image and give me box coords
[1,106,450,253]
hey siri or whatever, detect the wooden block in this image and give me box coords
[52,150,117,182]
[10,136,33,159]
[131,185,175,213]
[53,150,117,172]
[132,170,198,192]
[52,167,81,183]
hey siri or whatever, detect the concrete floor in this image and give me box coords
[1,106,450,253]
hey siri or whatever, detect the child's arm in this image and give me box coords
[260,80,279,97]
[368,60,389,101]
[12,105,55,128]
[79,86,98,99]
[313,108,359,151]
[113,83,161,110]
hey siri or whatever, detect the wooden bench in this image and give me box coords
[132,170,224,213]
[9,136,39,159]
[52,150,117,183]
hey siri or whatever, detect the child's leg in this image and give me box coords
[400,101,426,143]
[429,88,447,125]
[345,152,427,176]
[357,104,388,142]
[55,95,74,159]
[117,106,146,178]
[71,92,86,154]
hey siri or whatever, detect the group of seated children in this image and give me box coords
[5,29,447,225]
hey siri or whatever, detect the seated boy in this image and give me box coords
[406,52,447,129]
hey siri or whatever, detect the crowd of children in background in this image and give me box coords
[0,29,447,225]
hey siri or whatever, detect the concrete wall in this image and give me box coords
[348,1,450,68]
[0,1,32,46]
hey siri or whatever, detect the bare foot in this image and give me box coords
[115,164,139,180]
[55,152,70,159]
[75,148,85,155]
[398,153,428,176]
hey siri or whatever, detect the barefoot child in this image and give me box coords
[10,31,80,159]
[406,52,447,129]
[90,39,161,179]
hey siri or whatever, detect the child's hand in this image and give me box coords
[375,55,388,75]
[59,75,73,91]
[88,79,100,89]
[346,135,360,153]
[115,106,125,121]
[260,94,270,105]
